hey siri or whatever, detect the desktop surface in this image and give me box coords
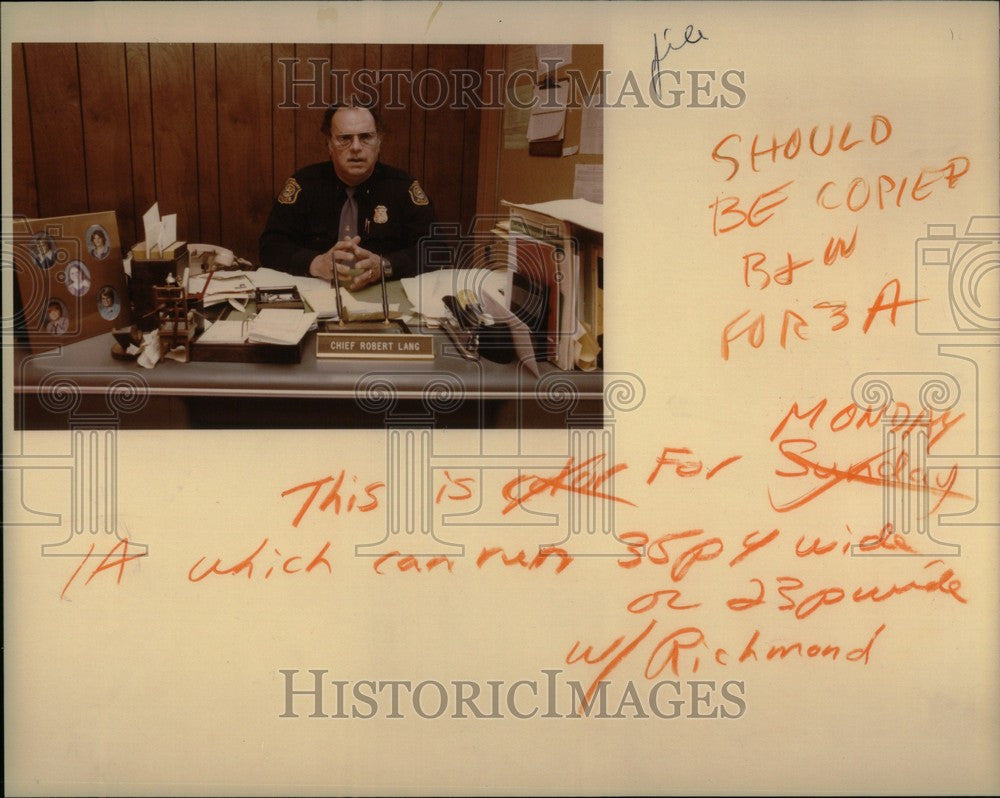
[14,277,605,430]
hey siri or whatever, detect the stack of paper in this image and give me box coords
[247,310,317,345]
[189,271,256,308]
[196,310,316,346]
[400,269,508,323]
[503,198,603,234]
[194,319,248,344]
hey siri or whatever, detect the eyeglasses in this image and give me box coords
[330,132,380,149]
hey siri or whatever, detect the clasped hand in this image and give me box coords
[309,236,383,291]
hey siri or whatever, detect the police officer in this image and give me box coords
[259,103,435,291]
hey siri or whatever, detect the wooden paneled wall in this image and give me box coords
[12,43,484,260]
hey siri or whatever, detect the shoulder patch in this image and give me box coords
[408,180,429,206]
[278,177,302,205]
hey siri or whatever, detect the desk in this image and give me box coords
[14,280,604,430]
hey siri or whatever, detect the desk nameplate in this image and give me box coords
[317,330,434,360]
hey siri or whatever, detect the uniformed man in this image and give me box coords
[259,103,435,291]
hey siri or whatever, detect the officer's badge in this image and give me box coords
[373,205,389,224]
[408,180,429,206]
[278,177,301,205]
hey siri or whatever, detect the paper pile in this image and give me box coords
[188,270,256,308]
[197,310,317,346]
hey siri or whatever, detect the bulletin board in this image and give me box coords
[480,44,604,215]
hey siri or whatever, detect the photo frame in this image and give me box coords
[12,210,130,352]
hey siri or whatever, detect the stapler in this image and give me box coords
[441,293,482,361]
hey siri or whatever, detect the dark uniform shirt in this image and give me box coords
[258,161,435,279]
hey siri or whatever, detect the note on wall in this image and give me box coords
[505,42,536,75]
[503,44,538,149]
[573,163,603,203]
[503,82,534,149]
[579,98,603,155]
[536,43,573,78]
[3,2,999,796]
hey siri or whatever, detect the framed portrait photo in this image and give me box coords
[12,210,130,352]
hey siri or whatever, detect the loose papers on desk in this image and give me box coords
[400,269,509,322]
[188,270,256,308]
[247,309,317,345]
[188,264,398,320]
[197,309,317,346]
[188,267,330,310]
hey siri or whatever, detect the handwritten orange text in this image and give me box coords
[711,115,893,181]
[617,529,724,579]
[770,396,964,451]
[742,227,858,289]
[647,446,742,484]
[728,560,966,619]
[477,545,573,573]
[794,523,918,557]
[709,179,794,236]
[500,454,634,514]
[61,538,145,599]
[373,552,456,574]
[769,440,967,513]
[435,470,476,504]
[188,538,332,582]
[817,156,971,212]
[721,278,924,359]
[567,620,887,705]
[282,470,384,527]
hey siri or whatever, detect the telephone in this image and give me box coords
[187,243,253,273]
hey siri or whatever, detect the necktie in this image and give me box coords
[338,187,357,243]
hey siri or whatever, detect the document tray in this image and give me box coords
[189,308,305,364]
